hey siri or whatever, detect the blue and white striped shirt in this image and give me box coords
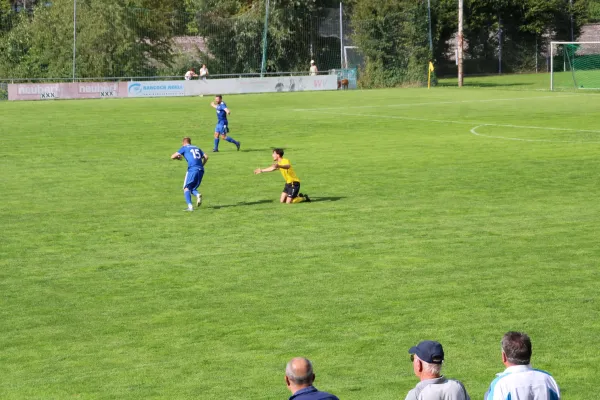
[485,365,560,400]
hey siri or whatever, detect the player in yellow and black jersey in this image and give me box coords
[254,149,311,204]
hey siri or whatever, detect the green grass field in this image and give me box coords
[1,79,600,399]
[439,69,600,91]
[439,72,553,89]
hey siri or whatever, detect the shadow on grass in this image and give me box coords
[210,197,345,208]
[240,148,292,153]
[309,196,345,203]
[437,81,534,88]
[210,199,274,209]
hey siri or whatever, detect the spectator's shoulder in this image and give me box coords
[404,387,418,400]
[449,378,470,400]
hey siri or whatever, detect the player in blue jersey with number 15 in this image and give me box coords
[171,137,208,212]
[211,95,240,152]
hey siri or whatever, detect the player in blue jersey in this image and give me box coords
[210,95,240,152]
[171,137,208,211]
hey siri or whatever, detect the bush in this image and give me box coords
[351,1,430,89]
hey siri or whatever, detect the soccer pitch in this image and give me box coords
[1,82,600,399]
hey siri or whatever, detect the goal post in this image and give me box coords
[551,41,600,91]
[343,46,363,69]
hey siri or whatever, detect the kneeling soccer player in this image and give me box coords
[254,148,310,204]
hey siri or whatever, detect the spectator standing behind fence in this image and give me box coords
[200,64,209,80]
[184,68,198,80]
[285,357,339,400]
[406,340,470,400]
[485,332,560,400]
[309,60,318,76]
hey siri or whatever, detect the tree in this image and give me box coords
[588,0,600,22]
[464,0,588,73]
[351,0,430,87]
[428,0,457,76]
[266,0,341,72]
[2,0,40,12]
[428,0,589,76]
[0,0,179,79]
[190,0,341,74]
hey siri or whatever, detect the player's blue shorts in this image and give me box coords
[215,120,230,135]
[183,168,204,191]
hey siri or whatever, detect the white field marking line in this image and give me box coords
[470,125,600,144]
[292,94,579,112]
[303,110,600,135]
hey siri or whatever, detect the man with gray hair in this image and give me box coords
[405,340,470,400]
[285,357,339,400]
[485,331,560,400]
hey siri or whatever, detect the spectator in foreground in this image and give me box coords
[200,64,209,80]
[285,357,339,400]
[485,332,560,400]
[406,340,470,400]
[184,68,198,80]
[309,60,318,76]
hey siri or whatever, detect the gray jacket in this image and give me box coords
[405,376,470,400]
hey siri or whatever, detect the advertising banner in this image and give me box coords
[8,82,122,101]
[8,75,337,101]
[126,81,185,97]
[237,75,337,93]
[185,75,337,96]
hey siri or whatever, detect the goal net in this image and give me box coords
[343,46,364,69]
[551,42,600,90]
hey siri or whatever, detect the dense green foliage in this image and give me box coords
[191,0,342,74]
[0,0,595,82]
[465,0,586,73]
[344,0,589,85]
[587,0,600,21]
[431,0,588,76]
[2,85,600,398]
[0,0,180,78]
[350,0,430,87]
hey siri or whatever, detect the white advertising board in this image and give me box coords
[9,75,338,101]
[8,82,121,101]
[184,75,337,96]
[127,81,185,97]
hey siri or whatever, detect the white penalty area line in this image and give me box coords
[303,110,600,134]
[470,125,600,144]
[292,94,578,112]
[303,110,600,144]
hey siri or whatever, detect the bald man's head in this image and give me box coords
[285,357,315,386]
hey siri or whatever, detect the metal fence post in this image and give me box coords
[535,36,538,73]
[458,0,464,87]
[498,14,502,74]
[427,0,433,54]
[570,0,574,41]
[260,0,270,77]
[339,2,344,69]
[72,0,77,82]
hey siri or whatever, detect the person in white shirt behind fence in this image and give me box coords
[184,68,198,80]
[309,60,318,76]
[485,331,560,400]
[200,64,209,80]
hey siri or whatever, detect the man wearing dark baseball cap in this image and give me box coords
[405,340,470,400]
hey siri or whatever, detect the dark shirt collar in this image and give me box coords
[289,385,318,399]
